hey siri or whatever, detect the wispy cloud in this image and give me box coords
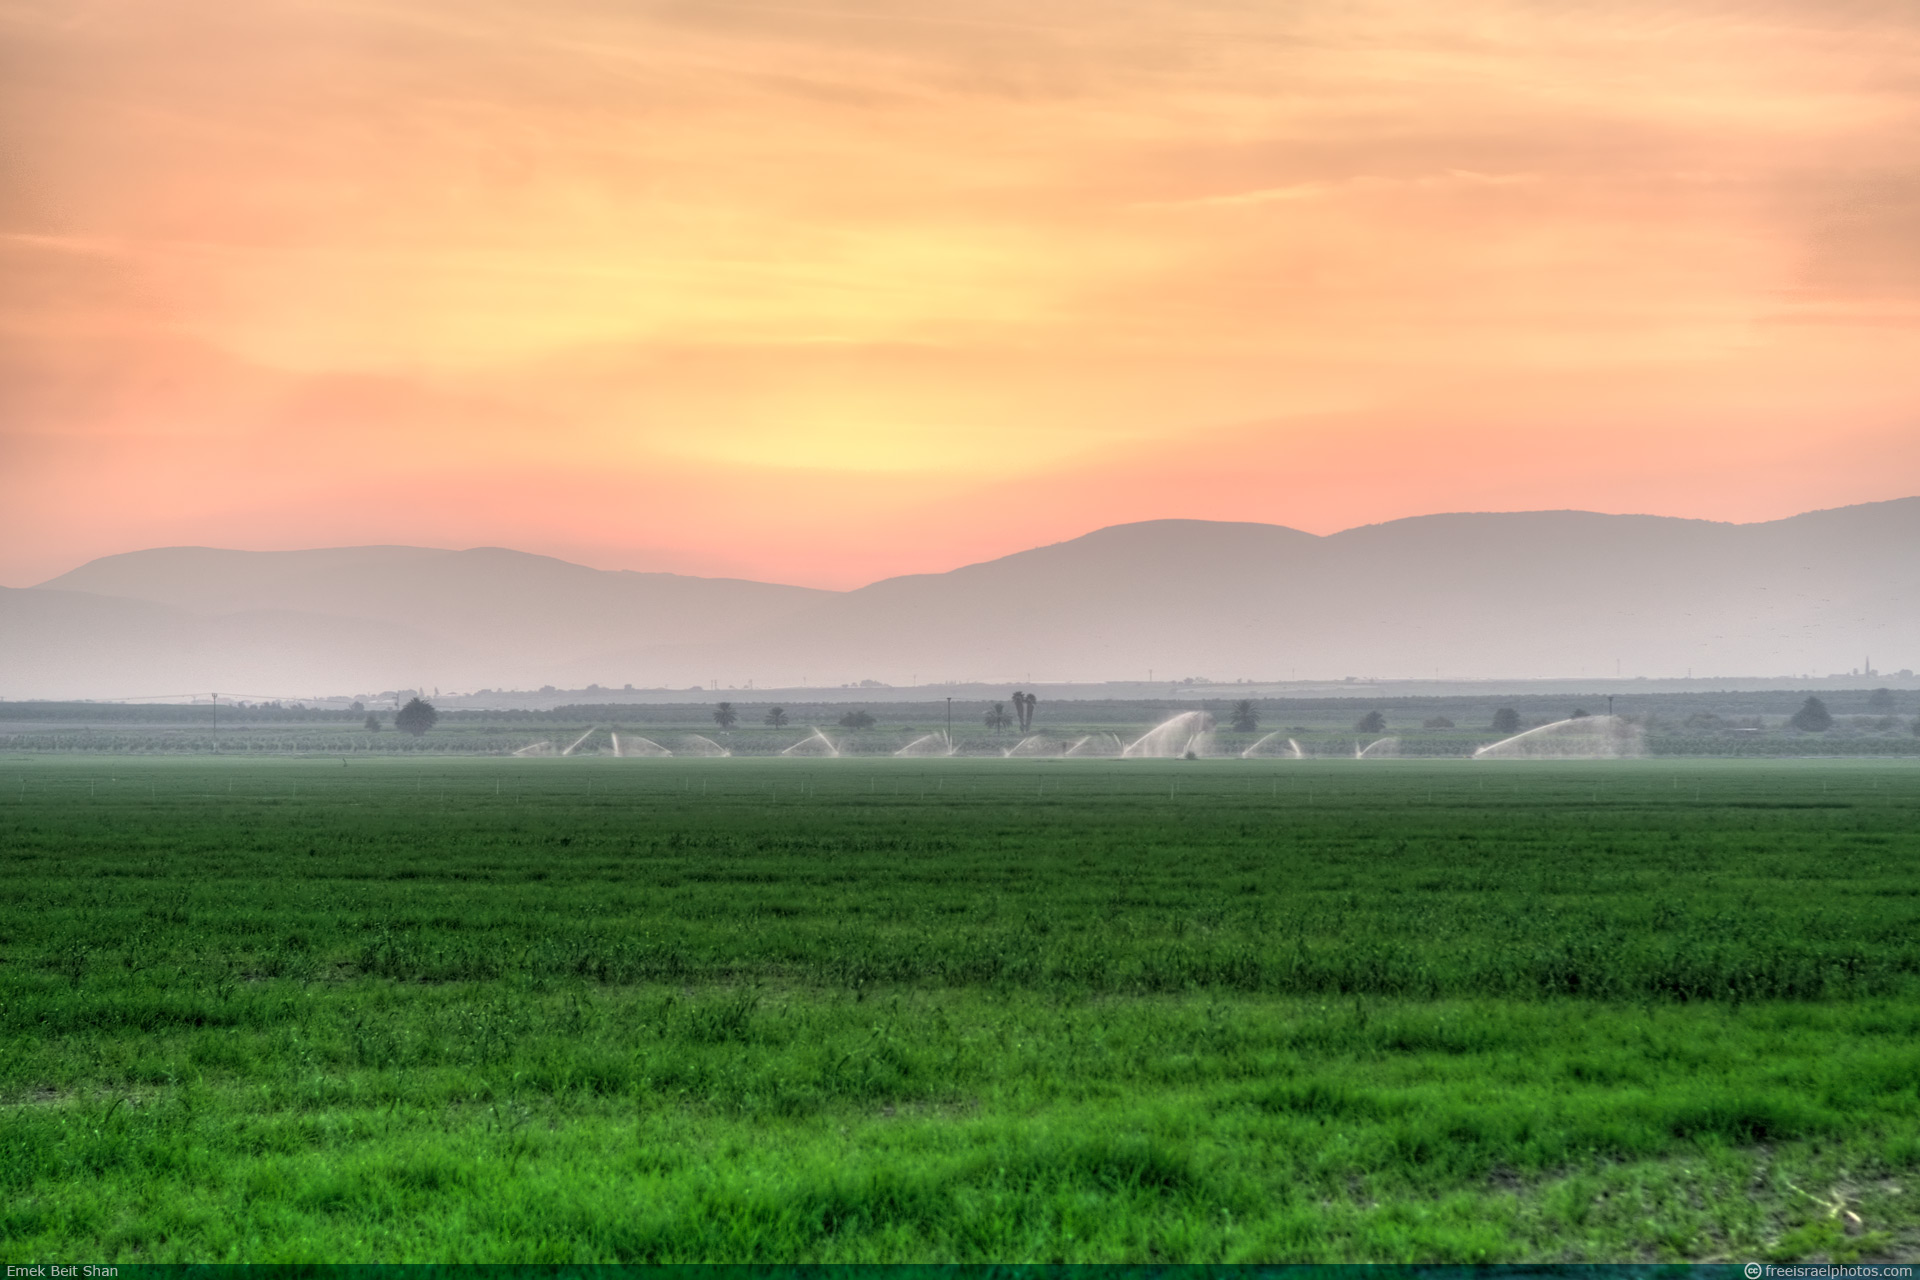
[1136,169,1541,209]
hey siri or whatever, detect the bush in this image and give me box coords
[1355,711,1386,734]
[1491,708,1521,734]
[394,698,437,737]
[1788,697,1833,733]
[837,710,876,730]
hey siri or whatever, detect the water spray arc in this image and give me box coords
[1241,731,1305,760]
[1123,711,1214,758]
[781,728,840,757]
[1473,715,1645,760]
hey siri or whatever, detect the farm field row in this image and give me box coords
[3,756,1918,1261]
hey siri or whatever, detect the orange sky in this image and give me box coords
[3,0,1918,588]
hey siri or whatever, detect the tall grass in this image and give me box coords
[3,756,1917,1260]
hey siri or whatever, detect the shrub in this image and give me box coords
[394,698,437,737]
[1788,697,1832,733]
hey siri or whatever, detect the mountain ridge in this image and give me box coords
[6,498,1917,698]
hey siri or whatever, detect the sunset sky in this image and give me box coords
[3,0,1917,588]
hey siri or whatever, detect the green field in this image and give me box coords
[4,755,1919,1262]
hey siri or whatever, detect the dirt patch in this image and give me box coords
[2,1086,72,1108]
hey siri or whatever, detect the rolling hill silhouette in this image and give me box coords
[4,500,1916,698]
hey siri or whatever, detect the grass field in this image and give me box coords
[4,755,1919,1262]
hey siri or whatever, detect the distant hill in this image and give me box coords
[645,500,1918,687]
[14,546,827,699]
[5,500,1917,698]
[0,584,463,700]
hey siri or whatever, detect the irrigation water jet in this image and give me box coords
[781,728,840,757]
[896,732,955,757]
[1355,736,1400,759]
[1123,711,1214,758]
[1241,731,1306,759]
[678,734,731,757]
[611,733,671,758]
[1473,714,1645,760]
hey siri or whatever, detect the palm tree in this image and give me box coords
[764,707,788,728]
[1230,699,1257,732]
[713,702,738,730]
[984,703,1011,733]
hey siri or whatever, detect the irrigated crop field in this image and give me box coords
[4,756,1918,1262]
